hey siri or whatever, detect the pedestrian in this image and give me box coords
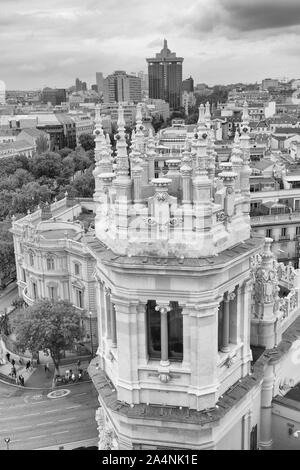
[6,352,10,362]
[71,372,76,383]
[11,366,16,378]
[26,360,30,371]
[69,369,73,381]
[65,369,70,380]
[11,358,15,366]
[19,375,24,386]
[19,358,23,365]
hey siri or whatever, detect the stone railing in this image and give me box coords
[251,211,300,225]
[278,289,299,323]
[22,286,34,306]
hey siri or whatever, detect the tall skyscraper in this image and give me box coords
[103,71,142,103]
[146,39,183,110]
[96,72,104,95]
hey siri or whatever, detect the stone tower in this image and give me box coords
[88,102,264,450]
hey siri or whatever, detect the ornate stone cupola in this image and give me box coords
[94,102,251,257]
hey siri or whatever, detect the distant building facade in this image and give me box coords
[96,72,104,95]
[41,88,67,106]
[11,197,98,354]
[103,71,142,104]
[182,76,194,93]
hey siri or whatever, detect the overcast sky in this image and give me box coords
[1,0,300,90]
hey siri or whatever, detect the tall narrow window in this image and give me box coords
[168,301,183,361]
[29,253,34,266]
[74,263,80,276]
[266,229,272,238]
[281,227,287,238]
[32,282,37,300]
[47,257,55,271]
[48,286,56,300]
[75,288,83,309]
[250,425,258,450]
[147,300,161,359]
[218,301,224,351]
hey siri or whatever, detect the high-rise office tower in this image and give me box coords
[146,39,183,110]
[96,72,104,95]
[103,71,142,103]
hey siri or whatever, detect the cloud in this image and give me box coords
[0,0,300,89]
[220,0,300,31]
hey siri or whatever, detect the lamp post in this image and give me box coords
[4,438,10,450]
[88,311,94,357]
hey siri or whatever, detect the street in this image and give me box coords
[0,283,18,313]
[0,380,99,450]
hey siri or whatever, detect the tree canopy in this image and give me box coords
[14,300,84,372]
[79,133,95,151]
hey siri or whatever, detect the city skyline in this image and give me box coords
[1,0,300,90]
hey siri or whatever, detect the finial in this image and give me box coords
[117,103,125,129]
[95,103,101,122]
[163,38,168,49]
[205,101,211,120]
[136,103,143,127]
[198,104,205,125]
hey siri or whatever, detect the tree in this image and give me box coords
[72,171,95,197]
[68,148,91,173]
[14,300,84,373]
[79,133,95,151]
[29,152,62,179]
[59,147,73,159]
[0,240,15,288]
[36,135,49,154]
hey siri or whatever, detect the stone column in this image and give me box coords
[155,303,171,367]
[221,293,230,353]
[131,166,143,205]
[259,365,274,450]
[99,281,106,338]
[111,302,117,348]
[181,165,192,204]
[242,411,252,450]
[105,288,112,339]
[147,149,156,181]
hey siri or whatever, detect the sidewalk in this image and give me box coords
[0,345,92,389]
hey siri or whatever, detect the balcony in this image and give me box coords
[22,286,35,306]
[251,211,300,226]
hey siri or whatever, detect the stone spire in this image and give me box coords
[94,104,106,164]
[146,127,156,181]
[242,100,250,127]
[135,103,144,153]
[115,103,129,178]
[205,101,211,126]
[230,131,243,196]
